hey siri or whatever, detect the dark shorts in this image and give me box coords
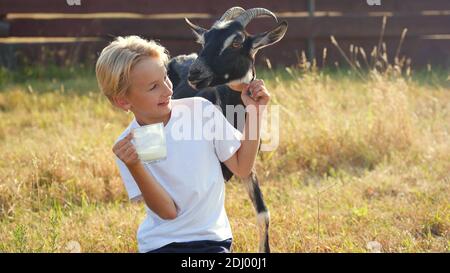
[147,238,232,253]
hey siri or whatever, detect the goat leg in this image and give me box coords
[244,171,270,253]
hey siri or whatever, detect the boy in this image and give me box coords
[96,36,270,253]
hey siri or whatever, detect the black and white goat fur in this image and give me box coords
[167,7,288,253]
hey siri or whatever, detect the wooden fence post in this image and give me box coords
[0,13,16,69]
[307,0,315,64]
[0,14,8,37]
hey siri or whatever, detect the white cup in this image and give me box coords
[131,123,167,164]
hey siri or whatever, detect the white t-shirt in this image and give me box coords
[114,97,243,253]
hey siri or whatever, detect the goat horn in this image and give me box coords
[219,6,246,21]
[234,8,278,28]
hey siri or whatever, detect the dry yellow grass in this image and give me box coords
[0,66,449,252]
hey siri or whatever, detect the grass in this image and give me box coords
[0,62,449,253]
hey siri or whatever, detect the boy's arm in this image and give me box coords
[223,109,261,178]
[113,133,177,220]
[223,80,270,178]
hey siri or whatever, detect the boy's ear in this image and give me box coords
[112,95,131,112]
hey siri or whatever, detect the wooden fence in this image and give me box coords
[0,0,449,69]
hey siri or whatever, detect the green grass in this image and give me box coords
[0,64,449,252]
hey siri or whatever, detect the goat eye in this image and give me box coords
[231,42,242,48]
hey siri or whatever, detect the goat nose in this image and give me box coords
[188,69,201,81]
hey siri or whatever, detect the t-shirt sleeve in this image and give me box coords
[212,104,243,162]
[115,156,142,202]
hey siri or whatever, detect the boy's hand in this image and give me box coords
[240,79,271,110]
[112,132,140,167]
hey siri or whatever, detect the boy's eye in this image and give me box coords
[149,75,168,91]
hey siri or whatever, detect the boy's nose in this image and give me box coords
[163,83,173,97]
[162,79,173,95]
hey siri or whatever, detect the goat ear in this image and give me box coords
[185,18,207,45]
[251,21,288,53]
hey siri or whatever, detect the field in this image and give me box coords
[0,64,449,252]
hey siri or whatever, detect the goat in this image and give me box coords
[167,7,288,253]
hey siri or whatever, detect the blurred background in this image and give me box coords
[0,0,449,69]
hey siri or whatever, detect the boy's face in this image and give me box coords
[118,56,173,123]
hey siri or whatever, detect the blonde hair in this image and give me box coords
[95,35,170,103]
